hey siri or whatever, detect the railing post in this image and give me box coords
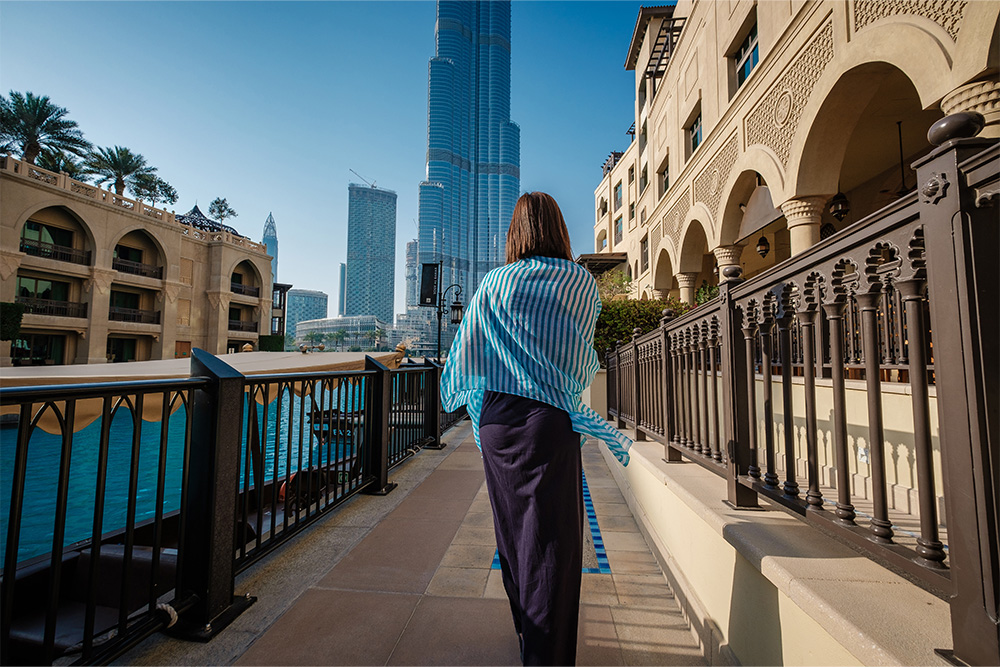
[631,328,646,441]
[718,269,758,508]
[364,356,397,495]
[173,349,254,639]
[661,310,681,462]
[615,341,626,430]
[423,360,444,450]
[912,115,998,666]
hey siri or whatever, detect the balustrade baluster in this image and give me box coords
[698,329,710,457]
[857,290,894,543]
[671,336,682,446]
[686,330,697,450]
[760,308,778,488]
[797,309,824,508]
[742,308,761,480]
[897,278,946,567]
[776,313,799,497]
[709,321,721,463]
[677,335,688,447]
[823,300,856,524]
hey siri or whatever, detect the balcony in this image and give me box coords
[19,238,91,266]
[229,319,258,332]
[109,306,161,324]
[113,257,164,279]
[15,296,87,318]
[231,282,260,298]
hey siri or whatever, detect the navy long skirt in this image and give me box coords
[479,390,583,666]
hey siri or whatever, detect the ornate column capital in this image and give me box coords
[779,196,828,228]
[651,288,670,301]
[675,272,699,289]
[86,268,116,295]
[712,244,744,267]
[0,252,22,281]
[941,80,999,136]
[206,290,231,310]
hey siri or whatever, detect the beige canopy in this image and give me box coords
[0,349,409,434]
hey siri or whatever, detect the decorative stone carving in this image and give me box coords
[676,272,700,305]
[664,188,692,250]
[713,244,744,266]
[652,289,670,300]
[206,291,231,310]
[0,253,21,280]
[87,269,115,295]
[780,196,827,255]
[746,22,834,166]
[694,133,739,219]
[942,80,999,117]
[163,282,182,303]
[854,0,967,41]
[651,221,663,254]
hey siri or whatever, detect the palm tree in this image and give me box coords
[132,173,178,206]
[0,91,91,164]
[36,148,89,182]
[83,145,156,196]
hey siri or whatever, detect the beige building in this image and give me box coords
[594,0,998,303]
[0,156,273,366]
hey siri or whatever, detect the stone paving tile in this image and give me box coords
[440,543,496,569]
[597,513,641,532]
[602,530,654,552]
[425,565,490,598]
[606,550,664,575]
[581,572,619,606]
[595,501,636,516]
[484,569,507,599]
[452,524,497,546]
[578,604,625,666]
[387,596,520,666]
[611,606,706,666]
[236,589,421,666]
[460,510,496,530]
[614,574,677,609]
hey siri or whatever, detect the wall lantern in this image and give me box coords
[756,236,770,259]
[829,192,850,221]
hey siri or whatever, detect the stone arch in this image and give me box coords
[596,229,608,251]
[953,1,1000,79]
[715,149,786,248]
[110,225,169,268]
[229,258,265,288]
[677,204,713,273]
[652,246,676,295]
[14,200,97,258]
[789,22,955,198]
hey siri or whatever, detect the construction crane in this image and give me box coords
[349,169,376,189]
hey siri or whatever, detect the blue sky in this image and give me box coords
[0,1,645,317]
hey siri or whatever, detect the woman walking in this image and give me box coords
[441,192,631,665]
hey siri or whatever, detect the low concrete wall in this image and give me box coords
[599,434,952,666]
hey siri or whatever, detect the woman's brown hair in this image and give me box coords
[506,192,574,264]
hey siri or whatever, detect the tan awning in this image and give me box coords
[737,186,784,242]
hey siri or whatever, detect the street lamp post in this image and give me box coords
[435,261,464,360]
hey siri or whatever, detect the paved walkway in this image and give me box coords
[233,422,705,666]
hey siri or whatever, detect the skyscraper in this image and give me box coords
[418,0,520,302]
[286,289,328,343]
[405,240,418,308]
[338,263,346,316]
[262,212,278,282]
[345,183,397,324]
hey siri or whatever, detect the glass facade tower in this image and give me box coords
[345,183,397,324]
[418,0,520,302]
[262,212,278,282]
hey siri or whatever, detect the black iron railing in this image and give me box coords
[230,283,260,298]
[113,258,163,280]
[0,353,455,665]
[606,138,999,666]
[15,297,88,319]
[19,239,91,266]
[228,320,258,333]
[109,307,161,325]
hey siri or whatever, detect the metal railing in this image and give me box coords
[230,283,260,298]
[19,239,91,266]
[228,320,258,333]
[606,138,999,666]
[0,353,454,665]
[113,258,163,280]
[15,297,88,319]
[109,307,161,325]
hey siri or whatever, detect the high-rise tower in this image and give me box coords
[262,212,278,282]
[418,0,520,302]
[405,240,419,308]
[345,183,397,324]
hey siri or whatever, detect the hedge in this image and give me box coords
[593,297,691,365]
[0,302,26,342]
[257,334,284,352]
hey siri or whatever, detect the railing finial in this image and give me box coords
[927,111,985,146]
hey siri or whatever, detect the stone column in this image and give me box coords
[941,80,1000,138]
[155,282,182,360]
[676,272,699,305]
[712,245,744,283]
[651,288,670,301]
[780,196,827,256]
[206,291,231,355]
[83,268,116,364]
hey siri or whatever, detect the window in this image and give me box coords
[17,276,68,301]
[614,216,623,245]
[641,208,647,226]
[22,221,72,247]
[614,182,623,211]
[114,245,142,262]
[658,159,670,198]
[687,109,703,158]
[110,290,140,310]
[639,165,649,193]
[641,237,649,273]
[180,258,194,285]
[629,203,636,221]
[177,299,191,326]
[628,166,635,184]
[734,23,759,90]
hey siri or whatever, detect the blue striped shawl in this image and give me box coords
[440,256,632,465]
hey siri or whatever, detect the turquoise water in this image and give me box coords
[1,380,366,565]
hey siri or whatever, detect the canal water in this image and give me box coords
[1,382,365,565]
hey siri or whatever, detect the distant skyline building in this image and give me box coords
[345,183,397,324]
[286,288,328,344]
[262,212,278,282]
[338,263,346,316]
[405,240,418,308]
[417,0,520,302]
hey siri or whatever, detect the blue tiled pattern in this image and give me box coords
[491,469,611,574]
